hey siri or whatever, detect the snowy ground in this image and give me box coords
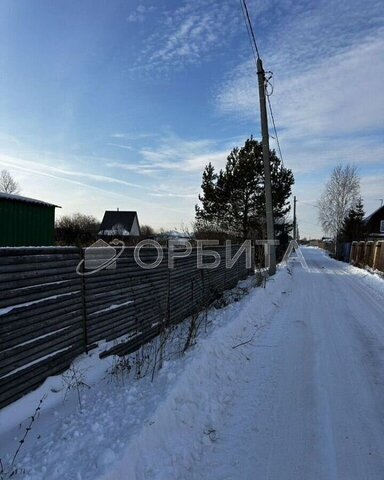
[1,247,384,480]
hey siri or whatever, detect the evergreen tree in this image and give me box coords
[341,197,366,241]
[195,137,294,240]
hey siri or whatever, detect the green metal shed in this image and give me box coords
[0,192,60,246]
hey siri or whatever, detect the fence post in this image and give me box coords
[357,241,365,266]
[364,241,373,267]
[166,250,171,325]
[79,248,88,353]
[202,265,206,306]
[373,241,383,272]
[191,278,194,314]
[237,245,241,282]
[379,241,384,272]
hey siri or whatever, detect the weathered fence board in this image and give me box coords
[0,245,254,409]
[350,240,384,272]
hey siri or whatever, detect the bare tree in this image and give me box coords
[318,164,360,240]
[55,213,100,246]
[140,224,155,237]
[0,169,20,194]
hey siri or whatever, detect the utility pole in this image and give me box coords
[257,57,276,275]
[293,196,297,240]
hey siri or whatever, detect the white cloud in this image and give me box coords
[110,133,156,140]
[0,153,150,190]
[0,152,188,223]
[277,34,384,136]
[127,5,154,23]
[110,134,224,174]
[149,192,196,198]
[218,29,384,134]
[105,133,239,211]
[215,10,384,238]
[132,0,238,72]
[134,135,230,173]
[277,135,384,175]
[217,24,384,193]
[361,173,384,214]
[110,133,127,138]
[106,143,134,151]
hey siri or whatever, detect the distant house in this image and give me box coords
[321,237,334,244]
[155,230,192,242]
[0,192,60,247]
[364,205,384,239]
[98,210,141,240]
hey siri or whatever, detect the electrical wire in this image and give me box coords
[299,200,320,209]
[266,93,284,168]
[265,72,274,95]
[240,0,261,60]
[240,0,285,170]
[239,0,259,69]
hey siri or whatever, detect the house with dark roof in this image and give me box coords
[0,192,60,246]
[363,205,384,239]
[98,210,141,240]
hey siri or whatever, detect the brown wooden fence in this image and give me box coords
[0,245,254,409]
[350,240,384,272]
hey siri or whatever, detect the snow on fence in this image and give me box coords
[0,245,254,408]
[350,240,384,272]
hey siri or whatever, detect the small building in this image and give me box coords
[98,210,141,240]
[364,205,384,239]
[321,237,334,244]
[155,230,192,242]
[0,192,60,246]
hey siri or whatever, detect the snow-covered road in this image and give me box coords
[192,247,384,480]
[1,247,384,480]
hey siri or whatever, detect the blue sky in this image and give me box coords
[0,0,383,237]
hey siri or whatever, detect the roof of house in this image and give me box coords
[98,211,139,236]
[157,230,192,239]
[0,192,60,208]
[363,205,384,224]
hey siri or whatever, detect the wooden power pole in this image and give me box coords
[257,57,276,275]
[293,196,297,240]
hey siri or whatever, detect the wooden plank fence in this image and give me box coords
[0,245,254,408]
[350,240,384,272]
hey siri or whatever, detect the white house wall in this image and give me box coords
[131,216,140,236]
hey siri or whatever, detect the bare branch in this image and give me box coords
[0,169,20,194]
[318,164,360,238]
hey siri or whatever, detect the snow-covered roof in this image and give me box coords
[158,230,192,239]
[0,192,60,208]
[166,230,186,237]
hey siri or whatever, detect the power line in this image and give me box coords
[240,1,285,170]
[239,1,258,69]
[266,93,284,168]
[299,200,320,208]
[240,0,260,62]
[240,0,277,274]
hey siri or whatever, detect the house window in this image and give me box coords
[381,220,384,233]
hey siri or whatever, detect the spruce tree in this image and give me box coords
[341,197,366,241]
[195,137,294,240]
